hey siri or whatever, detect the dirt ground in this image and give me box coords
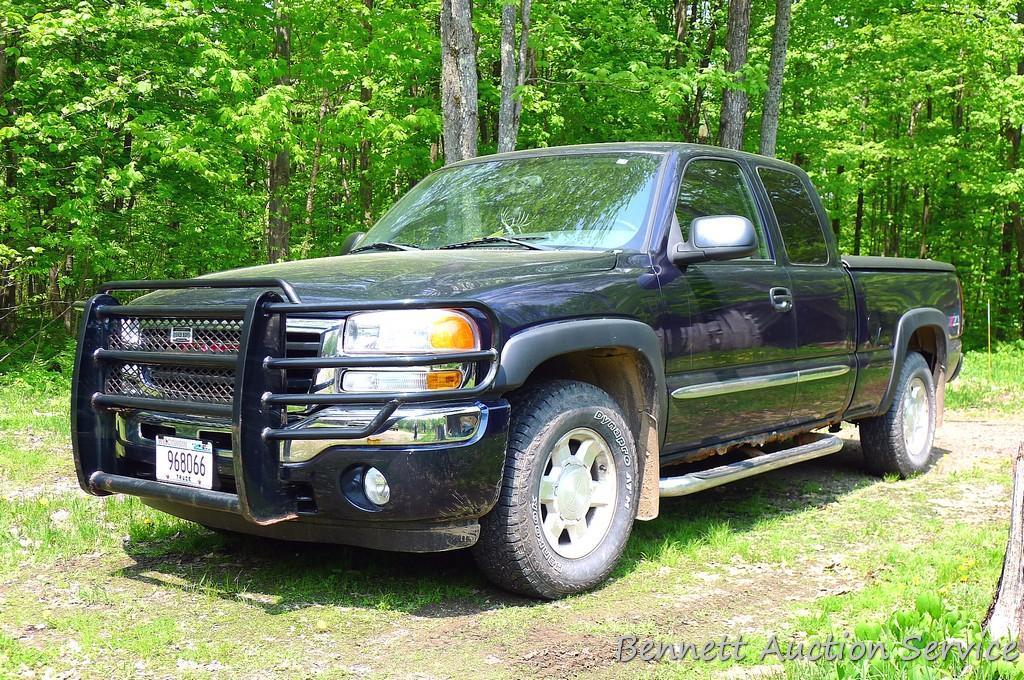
[480,414,1024,678]
[3,412,1022,679]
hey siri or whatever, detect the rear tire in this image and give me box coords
[473,380,640,599]
[859,351,936,478]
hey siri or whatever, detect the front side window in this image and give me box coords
[361,153,663,251]
[757,167,829,265]
[675,159,770,260]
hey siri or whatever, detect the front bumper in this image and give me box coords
[113,400,511,551]
[110,401,510,536]
[72,278,508,550]
[282,403,487,461]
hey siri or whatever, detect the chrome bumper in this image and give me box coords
[117,403,484,464]
[282,404,483,461]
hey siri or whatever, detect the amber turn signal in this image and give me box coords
[425,370,465,390]
[429,314,478,351]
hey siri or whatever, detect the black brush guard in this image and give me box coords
[71,278,500,525]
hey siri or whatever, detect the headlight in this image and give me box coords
[343,309,479,354]
[315,309,481,394]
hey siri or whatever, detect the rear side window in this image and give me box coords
[676,159,770,260]
[757,167,829,264]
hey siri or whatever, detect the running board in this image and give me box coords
[659,434,844,498]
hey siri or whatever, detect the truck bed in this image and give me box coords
[842,255,956,273]
[842,255,963,419]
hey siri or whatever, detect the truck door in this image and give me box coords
[754,166,856,423]
[661,157,799,452]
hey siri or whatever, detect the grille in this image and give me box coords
[110,317,242,354]
[285,330,321,394]
[103,315,321,404]
[106,363,236,404]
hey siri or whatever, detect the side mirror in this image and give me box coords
[670,215,758,265]
[340,231,366,255]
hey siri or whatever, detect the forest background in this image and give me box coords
[1,0,1022,358]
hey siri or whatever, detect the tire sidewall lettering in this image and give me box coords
[593,409,635,512]
[531,496,562,572]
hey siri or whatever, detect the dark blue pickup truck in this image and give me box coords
[72,143,963,598]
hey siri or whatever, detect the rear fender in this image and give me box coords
[878,307,949,413]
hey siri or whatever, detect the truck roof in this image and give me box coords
[449,142,806,174]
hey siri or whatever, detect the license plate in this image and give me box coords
[155,436,214,489]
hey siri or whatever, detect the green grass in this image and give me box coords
[0,348,74,489]
[0,346,1022,678]
[947,342,1024,412]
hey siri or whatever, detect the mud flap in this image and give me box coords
[936,366,946,428]
[636,411,660,521]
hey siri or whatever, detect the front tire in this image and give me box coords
[473,380,640,599]
[860,351,937,478]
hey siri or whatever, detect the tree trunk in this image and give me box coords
[1013,200,1024,339]
[0,31,15,338]
[0,275,14,339]
[894,181,906,256]
[46,263,61,319]
[514,0,531,139]
[985,442,1024,643]
[718,0,752,150]
[304,95,330,234]
[831,164,844,238]
[672,0,691,134]
[996,3,1022,336]
[673,0,688,67]
[953,51,965,134]
[441,0,479,164]
[854,186,864,256]
[268,156,290,263]
[686,7,717,142]
[497,4,518,152]
[869,192,879,255]
[1,30,15,190]
[1011,3,1023,337]
[1002,220,1015,326]
[339,148,352,213]
[267,0,292,263]
[918,185,930,258]
[359,0,374,225]
[497,0,531,153]
[758,0,792,157]
[884,164,893,256]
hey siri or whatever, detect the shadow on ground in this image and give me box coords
[116,435,948,618]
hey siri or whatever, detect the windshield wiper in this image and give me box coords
[350,241,421,254]
[440,236,548,251]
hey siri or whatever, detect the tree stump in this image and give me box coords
[985,442,1024,643]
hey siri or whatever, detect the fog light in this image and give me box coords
[363,467,391,506]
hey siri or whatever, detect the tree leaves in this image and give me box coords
[0,0,1021,343]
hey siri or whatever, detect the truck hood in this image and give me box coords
[134,249,620,307]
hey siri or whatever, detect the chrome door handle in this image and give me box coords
[769,286,793,312]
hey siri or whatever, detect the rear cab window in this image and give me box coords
[756,166,830,265]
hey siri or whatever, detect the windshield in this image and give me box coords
[361,153,663,251]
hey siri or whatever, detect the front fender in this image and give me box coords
[494,317,667,438]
